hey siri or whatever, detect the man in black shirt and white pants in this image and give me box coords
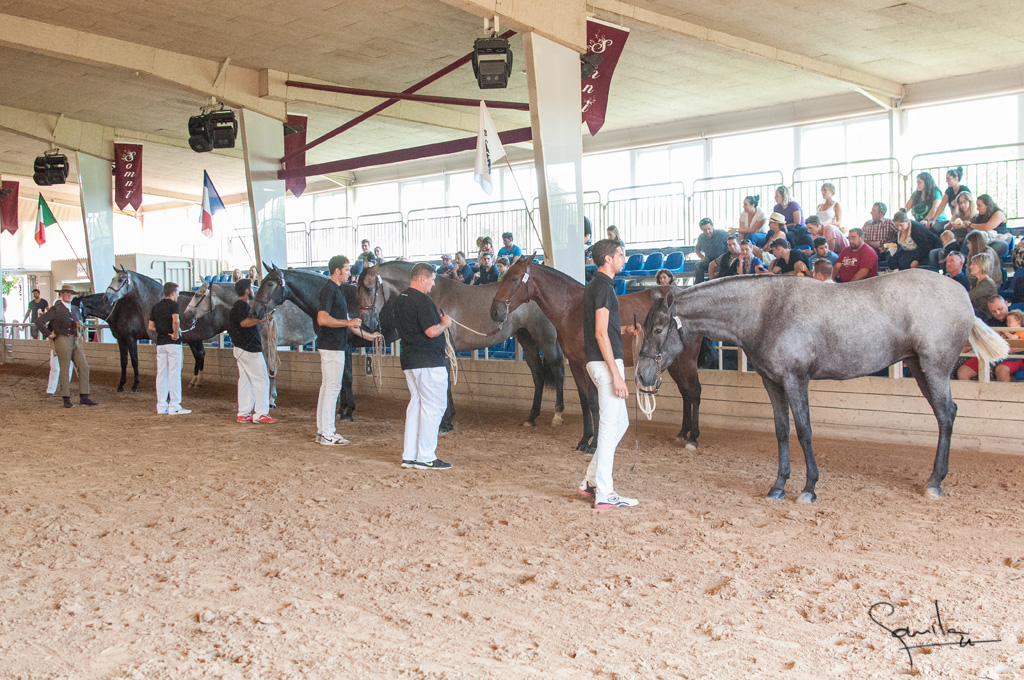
[394,263,453,469]
[148,282,190,415]
[229,278,275,424]
[580,239,637,509]
[316,255,381,445]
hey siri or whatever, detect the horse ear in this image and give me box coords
[112,265,118,272]
[664,292,675,311]
[262,260,270,273]
[527,251,537,264]
[650,289,663,301]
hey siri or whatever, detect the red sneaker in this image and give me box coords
[237,415,253,423]
[254,414,277,424]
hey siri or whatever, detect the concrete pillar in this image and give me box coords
[524,32,585,283]
[240,110,287,276]
[77,152,116,342]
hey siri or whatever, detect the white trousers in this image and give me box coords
[47,351,63,394]
[317,349,345,437]
[155,344,183,413]
[234,347,270,418]
[402,366,449,463]
[585,360,629,497]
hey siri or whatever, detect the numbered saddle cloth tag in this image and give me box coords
[674,315,683,329]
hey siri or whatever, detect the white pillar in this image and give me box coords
[240,110,287,276]
[524,32,585,283]
[77,152,116,342]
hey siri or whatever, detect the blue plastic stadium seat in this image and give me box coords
[663,251,684,273]
[615,253,644,278]
[1010,302,1024,313]
[614,279,627,295]
[203,275,214,283]
[642,252,664,272]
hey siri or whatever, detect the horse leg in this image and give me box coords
[262,347,277,408]
[516,331,544,427]
[667,358,702,450]
[761,377,792,500]
[439,371,455,434]
[128,341,140,392]
[338,350,355,421]
[117,339,128,392]
[584,383,601,455]
[783,376,819,504]
[905,355,957,499]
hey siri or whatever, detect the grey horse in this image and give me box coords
[180,281,314,406]
[635,270,1009,502]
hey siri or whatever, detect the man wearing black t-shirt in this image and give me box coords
[228,278,275,424]
[767,238,810,276]
[23,288,48,339]
[579,239,638,509]
[316,255,381,446]
[472,252,500,285]
[148,282,190,415]
[394,263,453,469]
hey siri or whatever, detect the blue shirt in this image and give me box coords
[498,244,522,260]
[808,250,839,266]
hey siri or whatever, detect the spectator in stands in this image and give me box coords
[933,230,959,271]
[812,259,834,282]
[958,296,1023,382]
[888,209,933,270]
[732,194,767,246]
[478,236,495,262]
[694,217,728,284]
[772,185,811,247]
[967,194,1011,259]
[607,225,623,246]
[738,239,766,275]
[231,269,242,282]
[861,202,898,256]
[964,230,1003,288]
[473,252,500,284]
[815,182,843,232]
[495,257,510,280]
[437,254,454,277]
[767,238,809,276]
[357,240,376,266]
[805,215,848,254]
[708,234,742,280]
[968,252,998,317]
[833,227,878,282]
[445,251,474,283]
[497,232,522,264]
[807,236,838,267]
[248,266,259,286]
[929,192,976,269]
[944,251,970,292]
[373,246,385,264]
[906,171,943,234]
[655,269,673,286]
[935,167,970,223]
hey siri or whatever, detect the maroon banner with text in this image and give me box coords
[284,114,308,197]
[114,143,143,211]
[581,18,630,137]
[0,180,18,234]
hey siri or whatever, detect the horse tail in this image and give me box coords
[968,317,1009,367]
[697,335,717,369]
[541,343,565,389]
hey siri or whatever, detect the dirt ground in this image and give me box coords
[1,364,1023,680]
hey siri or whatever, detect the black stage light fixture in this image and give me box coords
[188,114,214,152]
[188,106,238,152]
[472,36,513,89]
[581,53,603,79]
[33,149,70,186]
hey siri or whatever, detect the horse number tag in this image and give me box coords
[674,316,683,329]
[376,275,382,285]
[522,272,529,283]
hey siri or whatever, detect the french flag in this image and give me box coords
[201,170,226,238]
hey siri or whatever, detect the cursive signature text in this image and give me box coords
[868,600,1000,668]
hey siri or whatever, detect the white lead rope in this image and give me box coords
[632,324,657,420]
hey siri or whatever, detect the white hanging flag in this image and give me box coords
[473,101,506,195]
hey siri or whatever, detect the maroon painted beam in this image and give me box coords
[280,30,516,164]
[277,126,532,180]
[285,80,529,111]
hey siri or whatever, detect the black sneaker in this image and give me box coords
[414,458,452,470]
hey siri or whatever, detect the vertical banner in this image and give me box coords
[581,18,630,137]
[283,114,308,198]
[240,109,287,275]
[0,181,19,234]
[113,143,143,210]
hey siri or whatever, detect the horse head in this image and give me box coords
[180,282,214,328]
[104,266,134,306]
[356,262,387,332]
[489,253,535,323]
[636,291,689,389]
[251,266,286,319]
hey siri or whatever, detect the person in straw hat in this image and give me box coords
[35,285,98,408]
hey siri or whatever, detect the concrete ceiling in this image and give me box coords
[0,0,1021,205]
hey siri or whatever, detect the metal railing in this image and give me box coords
[792,158,903,230]
[606,182,686,247]
[689,172,784,243]
[912,143,1024,223]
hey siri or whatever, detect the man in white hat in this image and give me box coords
[35,285,97,408]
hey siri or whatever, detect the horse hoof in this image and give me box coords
[131,387,139,393]
[522,421,536,428]
[269,404,277,410]
[551,414,564,426]
[924,486,942,500]
[684,440,698,451]
[765,489,786,501]
[344,414,355,423]
[438,425,453,435]
[584,445,596,456]
[117,386,125,393]
[796,491,817,504]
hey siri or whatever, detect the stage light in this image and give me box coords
[472,36,513,89]
[33,150,70,186]
[188,106,237,153]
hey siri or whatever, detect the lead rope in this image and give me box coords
[632,324,657,420]
[371,334,385,388]
[443,327,458,387]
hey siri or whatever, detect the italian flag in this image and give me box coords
[35,194,56,246]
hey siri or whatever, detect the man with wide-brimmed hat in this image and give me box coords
[35,284,97,408]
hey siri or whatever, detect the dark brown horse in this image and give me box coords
[489,254,709,452]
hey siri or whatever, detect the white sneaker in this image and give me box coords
[594,493,638,510]
[320,434,350,446]
[167,408,192,415]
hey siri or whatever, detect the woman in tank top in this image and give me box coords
[815,182,843,233]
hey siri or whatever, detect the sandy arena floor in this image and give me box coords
[1,364,1023,680]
